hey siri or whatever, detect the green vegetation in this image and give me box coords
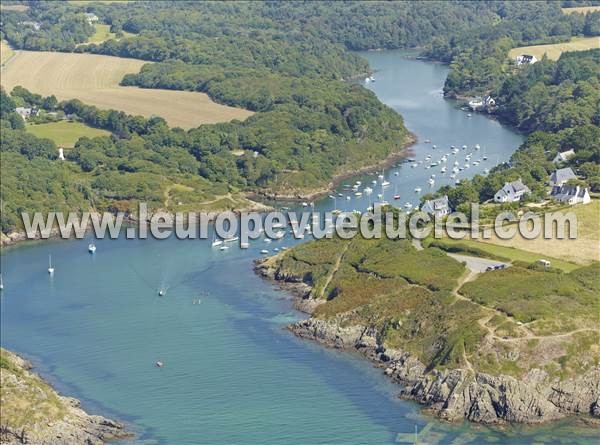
[460,263,600,326]
[26,121,111,148]
[0,348,67,431]
[272,237,599,379]
[84,23,134,44]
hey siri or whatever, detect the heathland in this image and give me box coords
[257,236,599,423]
[0,51,253,129]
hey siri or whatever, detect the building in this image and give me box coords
[84,13,99,25]
[549,167,577,187]
[58,147,65,161]
[421,195,451,218]
[468,95,496,112]
[494,179,530,203]
[550,185,591,205]
[515,54,538,66]
[15,107,32,120]
[20,21,41,31]
[552,149,575,164]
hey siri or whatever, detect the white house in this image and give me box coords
[494,179,530,203]
[15,107,32,120]
[20,21,41,31]
[515,54,538,66]
[552,149,575,164]
[550,185,591,205]
[468,95,495,111]
[84,13,99,25]
[549,167,577,187]
[421,195,451,218]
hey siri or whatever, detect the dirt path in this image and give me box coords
[319,242,350,299]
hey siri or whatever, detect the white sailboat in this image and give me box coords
[48,254,54,275]
[0,274,4,291]
[88,242,96,254]
[211,235,223,247]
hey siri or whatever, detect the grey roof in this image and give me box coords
[507,179,529,193]
[551,185,589,199]
[550,167,576,184]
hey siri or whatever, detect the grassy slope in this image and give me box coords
[26,121,111,148]
[0,349,67,430]
[508,36,600,61]
[272,236,599,379]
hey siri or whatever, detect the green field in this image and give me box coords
[85,24,136,44]
[26,121,111,148]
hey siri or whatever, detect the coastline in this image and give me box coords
[0,348,131,445]
[246,132,417,204]
[254,257,600,426]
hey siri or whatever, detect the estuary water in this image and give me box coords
[1,51,596,444]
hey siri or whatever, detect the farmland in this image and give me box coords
[0,40,14,65]
[561,6,600,15]
[0,51,253,129]
[26,121,111,148]
[508,36,600,61]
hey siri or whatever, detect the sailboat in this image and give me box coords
[48,254,54,275]
[0,274,4,291]
[211,234,223,247]
[88,242,96,254]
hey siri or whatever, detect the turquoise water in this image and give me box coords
[2,52,598,444]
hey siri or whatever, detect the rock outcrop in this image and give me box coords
[289,318,600,424]
[0,349,131,445]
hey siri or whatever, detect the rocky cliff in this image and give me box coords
[256,258,600,425]
[0,349,131,445]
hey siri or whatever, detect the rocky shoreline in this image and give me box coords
[0,349,131,445]
[254,259,600,425]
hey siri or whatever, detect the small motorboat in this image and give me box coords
[414,187,422,193]
[240,242,250,249]
[224,236,239,243]
[211,235,223,247]
[393,194,401,200]
[48,254,54,275]
[432,144,437,149]
[475,144,481,150]
[404,202,412,208]
[155,361,164,368]
[158,289,166,296]
[88,243,96,254]
[382,180,390,187]
[219,245,229,251]
[260,249,269,254]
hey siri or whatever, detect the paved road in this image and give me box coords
[447,253,509,273]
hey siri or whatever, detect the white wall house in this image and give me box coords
[494,179,530,203]
[421,195,451,218]
[550,185,591,205]
[549,167,577,187]
[15,107,32,120]
[516,54,538,66]
[84,13,99,25]
[552,149,575,164]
